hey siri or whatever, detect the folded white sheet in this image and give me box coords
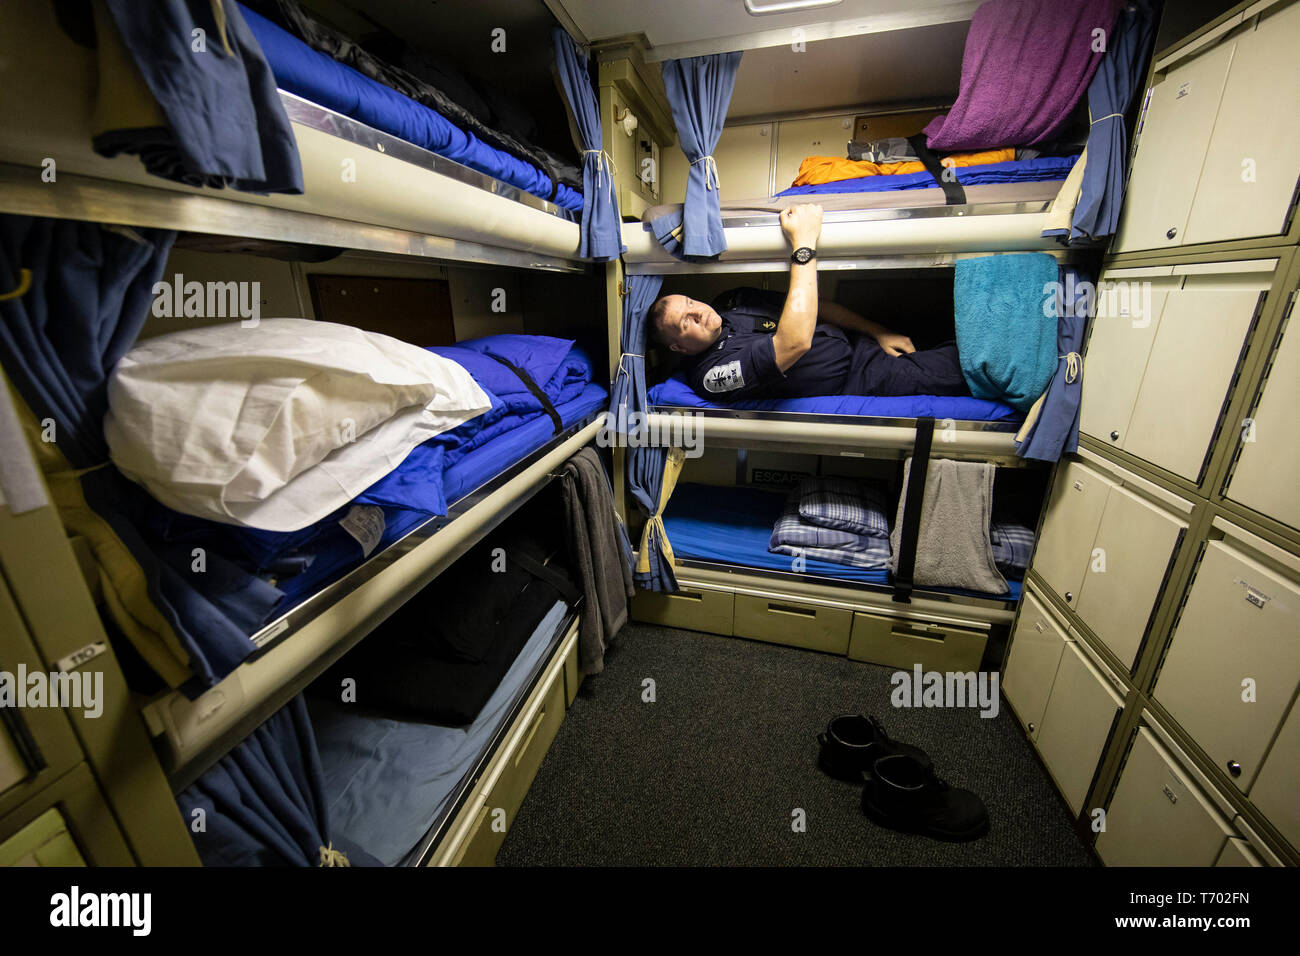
[104,318,491,531]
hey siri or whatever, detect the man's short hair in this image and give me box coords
[646,295,674,348]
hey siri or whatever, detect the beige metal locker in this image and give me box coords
[1226,292,1300,530]
[1079,268,1177,449]
[1112,40,1235,254]
[1153,532,1300,792]
[1248,693,1300,850]
[1002,590,1070,741]
[1122,265,1271,480]
[663,122,774,203]
[1074,484,1187,670]
[1096,726,1235,866]
[1032,460,1113,610]
[774,115,856,194]
[1182,0,1300,246]
[1034,639,1125,814]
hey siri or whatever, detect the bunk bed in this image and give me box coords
[0,0,586,271]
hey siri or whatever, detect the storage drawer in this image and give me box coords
[1002,590,1070,741]
[847,611,987,672]
[1096,727,1235,867]
[733,595,851,654]
[1153,533,1300,792]
[1034,639,1124,814]
[1226,292,1300,531]
[631,585,734,636]
[437,637,570,867]
[1248,692,1300,850]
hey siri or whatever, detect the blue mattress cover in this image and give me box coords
[240,5,583,212]
[665,483,1021,601]
[308,599,570,866]
[776,155,1079,198]
[649,374,1020,422]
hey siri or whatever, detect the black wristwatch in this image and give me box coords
[791,246,817,265]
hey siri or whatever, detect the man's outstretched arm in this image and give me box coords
[772,204,822,372]
[817,301,916,357]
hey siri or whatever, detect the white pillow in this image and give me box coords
[104,318,492,531]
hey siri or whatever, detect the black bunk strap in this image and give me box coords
[483,351,563,436]
[893,416,935,604]
[906,134,966,206]
[513,549,581,605]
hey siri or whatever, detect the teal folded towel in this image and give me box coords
[954,253,1058,412]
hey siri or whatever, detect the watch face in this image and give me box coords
[793,247,814,264]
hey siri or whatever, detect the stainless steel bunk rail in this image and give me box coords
[143,414,607,792]
[645,407,1034,463]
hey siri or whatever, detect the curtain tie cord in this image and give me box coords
[1089,112,1124,125]
[582,149,618,202]
[617,352,643,374]
[319,843,351,867]
[692,154,720,191]
[209,0,235,56]
[0,268,32,302]
[1061,351,1081,383]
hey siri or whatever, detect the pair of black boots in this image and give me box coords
[817,715,989,842]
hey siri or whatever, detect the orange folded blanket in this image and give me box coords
[792,149,1015,187]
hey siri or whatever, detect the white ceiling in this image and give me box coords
[549,0,978,60]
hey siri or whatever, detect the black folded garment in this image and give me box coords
[315,512,577,725]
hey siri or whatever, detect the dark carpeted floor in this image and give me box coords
[497,622,1098,867]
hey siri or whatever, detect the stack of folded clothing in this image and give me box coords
[768,477,892,570]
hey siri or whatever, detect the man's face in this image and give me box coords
[658,295,722,355]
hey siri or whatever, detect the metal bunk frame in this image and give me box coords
[144,414,606,792]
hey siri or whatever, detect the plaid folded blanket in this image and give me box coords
[769,491,892,570]
[990,520,1035,575]
[795,477,891,538]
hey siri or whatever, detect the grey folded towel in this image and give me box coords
[560,447,636,674]
[889,457,1008,595]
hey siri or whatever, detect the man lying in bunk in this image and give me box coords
[647,203,968,403]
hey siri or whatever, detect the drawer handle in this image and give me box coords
[890,623,946,643]
[513,707,548,768]
[767,602,816,618]
[671,591,703,602]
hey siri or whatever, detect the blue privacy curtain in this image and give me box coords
[1016,266,1091,461]
[661,51,743,258]
[0,215,280,693]
[608,274,663,430]
[629,445,684,593]
[553,29,624,260]
[1068,0,1158,243]
[176,696,370,866]
[94,0,303,194]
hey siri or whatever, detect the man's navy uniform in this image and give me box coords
[682,287,967,403]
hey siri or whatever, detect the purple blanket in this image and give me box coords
[925,0,1124,150]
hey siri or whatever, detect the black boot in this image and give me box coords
[817,714,932,782]
[862,753,989,842]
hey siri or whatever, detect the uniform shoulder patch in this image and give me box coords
[703,360,745,393]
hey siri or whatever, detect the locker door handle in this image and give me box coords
[1226,760,1242,778]
[1166,227,1177,239]
[1110,430,1120,441]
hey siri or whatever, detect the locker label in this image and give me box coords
[1176,81,1191,99]
[1244,586,1268,610]
[55,641,106,673]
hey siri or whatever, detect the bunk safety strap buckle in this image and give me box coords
[483,351,564,436]
[892,415,935,605]
[906,134,966,206]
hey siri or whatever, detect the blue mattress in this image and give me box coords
[649,374,1020,422]
[665,483,1021,601]
[240,5,583,212]
[270,383,607,610]
[776,155,1079,198]
[308,599,570,866]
